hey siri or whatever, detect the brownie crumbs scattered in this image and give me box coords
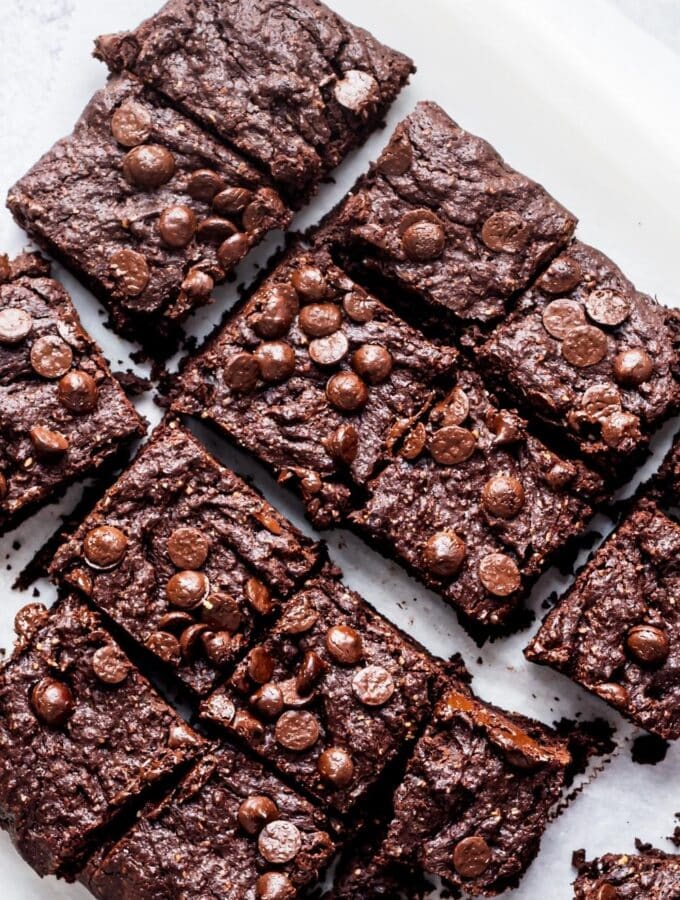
[631,733,670,765]
[112,370,152,397]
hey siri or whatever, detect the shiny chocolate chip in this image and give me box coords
[258,820,303,864]
[542,299,586,340]
[57,370,98,414]
[325,624,363,665]
[14,603,48,639]
[159,205,197,248]
[352,665,395,706]
[401,422,427,460]
[377,132,413,176]
[351,344,393,385]
[217,233,249,269]
[539,256,582,294]
[201,630,235,667]
[92,644,130,685]
[110,101,152,147]
[201,593,242,633]
[123,144,175,189]
[481,475,525,519]
[250,683,284,719]
[452,835,492,878]
[429,425,477,465]
[432,387,470,427]
[251,284,299,339]
[600,411,640,448]
[275,710,320,751]
[167,526,210,570]
[166,570,210,610]
[0,308,32,344]
[181,268,214,299]
[296,650,326,695]
[579,384,621,423]
[110,249,150,297]
[187,169,225,202]
[238,795,278,835]
[299,303,342,338]
[310,332,349,367]
[326,371,368,412]
[83,525,128,569]
[593,682,629,709]
[278,596,319,634]
[481,211,529,253]
[243,188,287,231]
[158,611,194,634]
[326,423,359,466]
[626,625,670,666]
[30,425,69,458]
[255,340,296,382]
[248,646,275,684]
[256,872,295,900]
[487,409,525,446]
[30,335,73,378]
[30,677,74,727]
[585,289,630,327]
[561,325,608,367]
[613,348,653,387]
[423,531,466,578]
[317,747,354,787]
[213,186,253,216]
[402,219,446,262]
[246,577,274,616]
[196,216,237,244]
[343,289,375,323]
[292,266,327,302]
[146,631,181,665]
[179,623,209,660]
[478,553,521,597]
[224,351,259,392]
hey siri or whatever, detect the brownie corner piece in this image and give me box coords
[81,743,336,900]
[50,421,320,697]
[0,251,144,534]
[478,239,680,471]
[94,0,414,202]
[0,593,204,878]
[526,498,680,739]
[322,99,576,323]
[573,846,680,898]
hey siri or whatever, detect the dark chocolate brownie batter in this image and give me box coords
[0,251,144,535]
[201,566,451,815]
[382,687,571,896]
[321,101,577,322]
[526,499,680,740]
[82,744,336,900]
[573,846,680,898]
[0,593,204,878]
[352,366,604,628]
[7,73,290,348]
[172,244,457,528]
[94,0,414,203]
[50,422,319,696]
[479,240,680,471]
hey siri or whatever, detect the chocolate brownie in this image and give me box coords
[50,422,319,696]
[94,0,414,204]
[381,687,571,896]
[526,499,680,740]
[82,744,336,900]
[321,101,577,323]
[478,240,680,471]
[7,73,290,349]
[352,366,603,628]
[573,846,680,898]
[201,567,451,815]
[0,593,204,878]
[0,251,144,535]
[172,244,457,528]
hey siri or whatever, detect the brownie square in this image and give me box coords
[322,101,577,323]
[478,240,680,471]
[381,687,571,896]
[0,251,144,535]
[573,847,680,898]
[94,0,414,203]
[81,744,336,900]
[50,422,320,697]
[526,499,680,740]
[352,366,603,628]
[201,566,450,815]
[172,243,457,528]
[7,73,290,349]
[0,593,204,878]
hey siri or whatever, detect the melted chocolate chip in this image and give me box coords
[166,570,210,610]
[378,132,413,176]
[146,631,181,665]
[600,410,640,448]
[352,665,395,706]
[561,325,608,368]
[251,285,299,339]
[310,331,349,367]
[201,630,234,667]
[291,266,327,302]
[179,623,209,660]
[242,188,286,231]
[299,303,342,338]
[122,144,175,189]
[196,216,238,244]
[159,205,197,248]
[201,593,242,633]
[248,646,275,684]
[278,596,319,634]
[0,308,32,344]
[613,348,653,387]
[542,299,586,340]
[429,425,477,465]
[423,530,466,577]
[452,835,492,878]
[57,370,98,414]
[401,218,446,262]
[343,289,375,323]
[593,682,629,709]
[481,211,529,253]
[250,683,285,719]
[217,233,249,269]
[187,169,225,201]
[626,625,670,666]
[110,249,150,297]
[14,603,48,639]
[326,423,359,465]
[167,526,210,570]
[256,872,295,900]
[478,553,521,596]
[274,710,320,751]
[481,475,525,519]
[30,335,73,378]
[30,426,69,458]
[585,289,630,327]
[401,422,427,460]
[539,256,582,294]
[83,525,128,569]
[580,384,622,423]
[317,747,354,787]
[326,371,368,412]
[224,351,259,392]
[296,650,326,695]
[255,341,296,382]
[432,387,470,427]
[325,624,363,665]
[181,268,214,299]
[246,577,273,616]
[238,795,278,835]
[92,644,130,685]
[30,677,74,727]
[110,101,152,147]
[352,344,393,384]
[213,186,253,215]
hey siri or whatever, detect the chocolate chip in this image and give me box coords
[429,425,477,465]
[296,650,326,695]
[561,325,608,367]
[30,425,69,458]
[539,256,582,294]
[166,526,210,570]
[613,348,653,387]
[196,216,238,244]
[333,69,379,113]
[423,531,466,577]
[432,387,470,427]
[278,677,313,709]
[14,603,48,640]
[626,625,670,666]
[30,335,73,378]
[234,709,266,742]
[544,459,577,490]
[110,101,152,147]
[278,596,319,634]
[181,268,214,299]
[580,384,622,423]
[593,682,629,709]
[146,631,181,665]
[224,351,259,392]
[0,471,7,501]
[238,795,279,835]
[326,371,368,412]
[243,188,287,231]
[481,475,525,519]
[256,872,295,900]
[310,331,349,367]
[83,525,128,569]
[317,747,355,787]
[213,186,253,215]
[378,132,413,176]
[158,611,194,634]
[487,409,525,446]
[401,422,427,460]
[325,624,363,665]
[217,232,249,269]
[57,370,98,414]
[326,423,359,465]
[258,820,303,864]
[201,630,235,667]
[179,623,209,660]
[601,411,640,448]
[123,144,175,189]
[30,677,74,727]
[351,344,393,385]
[452,835,492,878]
[187,169,225,201]
[167,721,201,750]
[252,285,299,339]
[352,665,395,706]
[541,299,586,340]
[402,219,446,262]
[343,289,375,323]
[250,683,284,718]
[478,553,521,596]
[275,710,320,751]
[110,249,150,297]
[0,255,9,283]
[595,885,619,900]
[0,308,32,344]
[299,303,342,338]
[585,289,630,327]
[255,341,296,382]
[291,266,327,302]
[159,205,197,248]
[481,211,529,252]
[299,470,322,496]
[166,570,210,610]
[200,593,242,633]
[92,644,130,685]
[248,646,275,684]
[246,577,274,616]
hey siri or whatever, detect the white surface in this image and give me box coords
[1,0,680,897]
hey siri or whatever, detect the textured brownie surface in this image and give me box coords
[172,244,457,528]
[573,847,680,899]
[7,73,290,347]
[352,366,603,628]
[82,744,336,900]
[94,0,414,202]
[0,593,203,877]
[479,240,680,470]
[0,252,144,534]
[51,422,319,696]
[201,567,449,814]
[322,101,576,323]
[526,499,680,740]
[382,687,571,896]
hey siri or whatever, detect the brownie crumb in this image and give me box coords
[631,733,669,765]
